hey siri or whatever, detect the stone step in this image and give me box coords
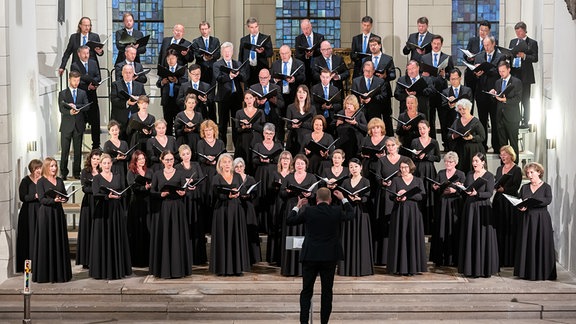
[1,299,575,321]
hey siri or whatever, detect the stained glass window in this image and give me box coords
[276,0,341,48]
[112,0,164,64]
[452,0,499,65]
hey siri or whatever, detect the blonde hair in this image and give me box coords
[41,157,58,178]
[277,150,294,173]
[200,120,219,139]
[216,153,234,175]
[367,117,386,136]
[343,94,359,111]
[499,145,517,162]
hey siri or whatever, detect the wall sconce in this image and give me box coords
[546,138,556,150]
[27,141,37,152]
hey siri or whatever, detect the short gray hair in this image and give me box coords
[263,122,276,133]
[233,157,245,168]
[221,41,234,52]
[444,151,459,164]
[456,98,473,112]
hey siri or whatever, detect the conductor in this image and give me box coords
[287,187,355,324]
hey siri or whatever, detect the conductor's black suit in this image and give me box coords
[287,199,354,324]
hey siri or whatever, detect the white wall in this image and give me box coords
[548,1,576,273]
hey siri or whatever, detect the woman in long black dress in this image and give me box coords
[126,150,153,268]
[319,149,350,204]
[360,118,387,236]
[429,151,465,267]
[90,153,132,280]
[233,157,261,265]
[252,123,283,235]
[235,91,265,175]
[373,136,402,265]
[210,153,251,275]
[493,145,522,267]
[280,154,318,276]
[174,93,204,157]
[175,144,207,265]
[286,85,316,157]
[103,120,129,182]
[149,150,192,278]
[447,99,486,174]
[76,150,101,269]
[16,159,42,273]
[33,157,72,283]
[338,158,373,276]
[333,94,367,162]
[387,157,427,276]
[197,120,226,234]
[458,152,499,278]
[411,120,441,235]
[126,95,156,153]
[514,162,557,281]
[395,95,426,147]
[147,119,177,172]
[267,151,293,266]
[303,115,334,174]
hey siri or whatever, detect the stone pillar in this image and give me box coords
[0,0,42,282]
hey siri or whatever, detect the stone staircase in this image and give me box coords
[1,265,576,322]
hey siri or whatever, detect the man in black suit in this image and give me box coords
[156,50,188,136]
[190,21,221,85]
[402,16,434,62]
[70,46,101,150]
[351,61,386,123]
[351,16,379,78]
[394,60,437,118]
[271,45,306,109]
[287,187,354,324]
[58,71,89,179]
[213,42,249,146]
[473,36,503,151]
[509,21,538,128]
[420,35,453,139]
[177,64,215,120]
[110,64,147,141]
[464,20,492,101]
[367,36,396,136]
[311,69,342,135]
[114,45,148,83]
[238,17,273,86]
[295,19,325,87]
[114,12,146,65]
[59,17,104,76]
[158,24,193,67]
[440,69,473,148]
[312,41,350,94]
[250,69,285,142]
[491,61,523,160]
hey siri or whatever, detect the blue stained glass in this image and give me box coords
[452,0,499,65]
[112,0,164,64]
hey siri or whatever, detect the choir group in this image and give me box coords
[15,13,556,283]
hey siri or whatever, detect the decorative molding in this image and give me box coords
[567,0,576,20]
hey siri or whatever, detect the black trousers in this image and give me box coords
[437,104,458,148]
[476,94,499,151]
[60,129,83,178]
[86,91,100,148]
[217,92,242,146]
[520,84,531,124]
[497,113,519,163]
[300,261,337,324]
[162,96,179,136]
